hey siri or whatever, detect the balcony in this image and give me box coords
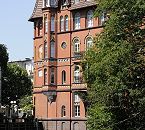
[73,76,83,84]
[72,51,84,61]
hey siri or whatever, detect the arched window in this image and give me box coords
[64,15,68,31]
[86,37,93,50]
[74,38,80,52]
[61,122,66,130]
[51,15,55,32]
[74,13,80,29]
[44,69,48,85]
[50,68,55,84]
[62,70,66,84]
[50,40,55,58]
[74,65,80,83]
[38,45,43,59]
[73,122,79,130]
[99,12,107,26]
[44,42,48,58]
[60,16,64,32]
[61,105,66,117]
[87,10,93,27]
[44,17,48,33]
[38,20,42,36]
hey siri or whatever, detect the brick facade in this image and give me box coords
[29,0,103,130]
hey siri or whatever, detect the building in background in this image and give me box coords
[29,0,105,130]
[9,58,34,82]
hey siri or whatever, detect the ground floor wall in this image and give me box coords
[40,120,87,130]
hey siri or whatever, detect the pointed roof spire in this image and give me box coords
[29,0,43,22]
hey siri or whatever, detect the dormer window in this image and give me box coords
[62,0,67,6]
[50,0,56,6]
[74,0,80,4]
[44,0,48,7]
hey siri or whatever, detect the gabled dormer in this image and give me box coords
[43,0,58,8]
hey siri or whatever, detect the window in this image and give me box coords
[74,0,80,4]
[44,0,48,7]
[74,13,80,29]
[74,105,80,117]
[74,94,80,103]
[87,10,93,27]
[50,0,56,6]
[74,93,80,117]
[61,105,66,117]
[73,123,79,130]
[62,0,67,6]
[64,15,68,31]
[98,13,106,26]
[51,15,55,32]
[62,70,66,84]
[44,42,48,58]
[38,20,42,36]
[74,65,80,83]
[50,40,55,58]
[38,45,43,59]
[60,16,64,32]
[61,122,66,130]
[74,38,80,52]
[44,69,48,85]
[44,17,48,33]
[38,70,43,77]
[61,42,67,49]
[50,68,55,84]
[86,37,93,50]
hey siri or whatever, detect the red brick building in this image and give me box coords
[29,0,104,129]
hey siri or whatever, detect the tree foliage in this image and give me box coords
[83,0,145,129]
[2,64,32,105]
[19,95,33,112]
[0,44,8,71]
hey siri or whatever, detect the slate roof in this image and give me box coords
[70,0,97,10]
[28,0,43,22]
[28,0,97,21]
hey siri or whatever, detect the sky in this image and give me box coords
[0,0,35,61]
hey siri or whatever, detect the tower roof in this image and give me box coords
[28,0,43,22]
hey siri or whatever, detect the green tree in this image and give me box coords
[83,0,145,129]
[19,95,33,112]
[0,44,8,71]
[2,64,32,105]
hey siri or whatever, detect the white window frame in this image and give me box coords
[50,41,55,58]
[44,42,48,58]
[74,65,80,83]
[74,13,80,30]
[74,105,80,117]
[87,10,93,27]
[74,39,80,52]
[60,16,64,32]
[44,17,48,33]
[38,70,43,77]
[65,15,69,31]
[51,15,55,32]
[86,37,93,50]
